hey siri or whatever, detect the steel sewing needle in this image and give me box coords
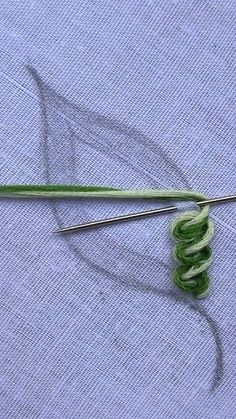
[55,194,236,233]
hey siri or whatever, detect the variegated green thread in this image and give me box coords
[0,185,214,297]
[171,205,214,298]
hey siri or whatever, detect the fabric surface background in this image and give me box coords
[0,1,236,418]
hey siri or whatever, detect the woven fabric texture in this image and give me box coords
[0,1,236,418]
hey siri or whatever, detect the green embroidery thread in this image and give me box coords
[0,184,214,298]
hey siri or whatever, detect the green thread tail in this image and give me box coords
[0,184,214,298]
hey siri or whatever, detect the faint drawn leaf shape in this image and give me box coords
[29,66,223,392]
[30,66,191,288]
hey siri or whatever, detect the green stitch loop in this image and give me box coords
[171,208,214,298]
[0,184,214,298]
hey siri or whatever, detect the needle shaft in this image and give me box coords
[55,194,236,233]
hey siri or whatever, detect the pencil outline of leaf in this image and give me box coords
[27,64,223,392]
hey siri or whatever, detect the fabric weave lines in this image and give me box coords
[0,1,236,418]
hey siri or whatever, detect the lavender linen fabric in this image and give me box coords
[0,1,236,418]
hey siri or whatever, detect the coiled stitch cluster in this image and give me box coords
[171,205,214,298]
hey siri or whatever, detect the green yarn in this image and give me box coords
[171,208,214,298]
[0,184,214,298]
